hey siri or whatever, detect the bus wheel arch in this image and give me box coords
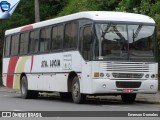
[20,73,38,99]
[20,73,26,82]
[59,72,77,100]
[67,71,77,92]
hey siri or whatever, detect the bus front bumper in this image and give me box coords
[91,79,158,94]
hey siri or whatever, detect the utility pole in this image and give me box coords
[35,0,40,22]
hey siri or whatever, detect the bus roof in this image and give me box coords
[5,11,155,35]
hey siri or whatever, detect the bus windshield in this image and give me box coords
[94,23,156,61]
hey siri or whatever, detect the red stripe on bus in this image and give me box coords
[30,55,34,72]
[6,57,19,88]
[20,25,33,32]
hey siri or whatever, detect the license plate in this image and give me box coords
[122,88,133,93]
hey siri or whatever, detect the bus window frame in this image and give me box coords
[51,23,64,52]
[3,18,94,58]
[79,24,94,61]
[63,20,79,51]
[39,27,52,53]
[4,35,11,57]
[19,32,29,56]
[10,33,20,56]
[29,29,40,54]
[93,21,156,62]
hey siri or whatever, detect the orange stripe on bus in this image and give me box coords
[20,25,33,32]
[6,57,19,88]
[30,55,34,72]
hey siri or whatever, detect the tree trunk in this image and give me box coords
[35,0,40,22]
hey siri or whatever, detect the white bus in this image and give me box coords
[2,11,158,104]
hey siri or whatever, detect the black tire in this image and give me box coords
[20,76,38,99]
[60,92,72,99]
[71,76,86,104]
[121,94,136,104]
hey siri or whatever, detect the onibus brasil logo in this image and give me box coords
[0,0,20,19]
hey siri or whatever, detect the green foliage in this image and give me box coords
[40,0,67,20]
[117,0,160,27]
[57,0,89,17]
[58,0,120,16]
[116,0,141,13]
[87,0,120,11]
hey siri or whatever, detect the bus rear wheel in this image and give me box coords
[121,94,136,104]
[71,76,86,104]
[20,76,38,99]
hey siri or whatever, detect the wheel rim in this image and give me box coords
[73,82,79,98]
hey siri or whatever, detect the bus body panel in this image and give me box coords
[2,51,85,92]
[27,51,84,92]
[81,61,92,93]
[2,11,158,99]
[2,56,32,89]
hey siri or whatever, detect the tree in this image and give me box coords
[117,0,160,26]
[87,0,120,11]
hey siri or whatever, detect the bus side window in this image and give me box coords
[51,25,63,50]
[11,34,19,56]
[29,30,39,53]
[80,26,92,60]
[64,22,78,49]
[40,27,51,52]
[4,36,11,56]
[20,32,29,55]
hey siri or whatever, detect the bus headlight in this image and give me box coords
[106,73,110,77]
[145,74,149,78]
[100,73,104,77]
[151,74,155,78]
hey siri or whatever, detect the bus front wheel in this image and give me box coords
[71,76,86,104]
[20,76,38,99]
[121,94,136,104]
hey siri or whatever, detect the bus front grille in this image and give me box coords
[100,62,152,73]
[116,82,141,88]
[112,73,144,78]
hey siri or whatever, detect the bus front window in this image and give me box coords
[128,25,155,60]
[94,23,156,61]
[95,24,128,60]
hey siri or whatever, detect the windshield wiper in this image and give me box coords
[101,23,111,39]
[132,25,143,48]
[133,25,142,38]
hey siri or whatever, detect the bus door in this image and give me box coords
[79,25,93,93]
